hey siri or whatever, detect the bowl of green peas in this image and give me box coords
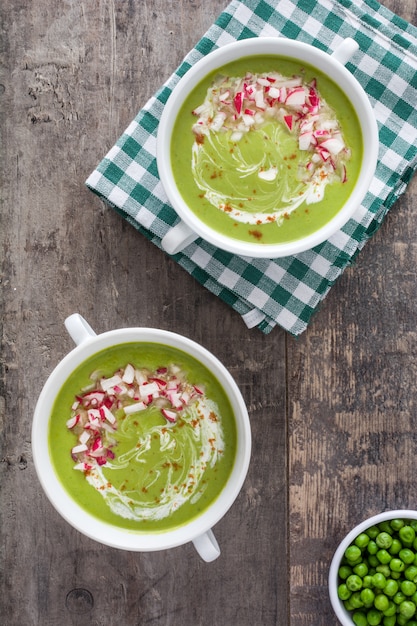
[329,511,417,626]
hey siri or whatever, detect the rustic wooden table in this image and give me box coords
[2,1,417,624]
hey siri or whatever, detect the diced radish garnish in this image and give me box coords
[99,405,116,424]
[73,462,93,472]
[122,363,135,384]
[161,408,177,423]
[268,86,280,99]
[81,390,105,407]
[283,115,294,131]
[242,113,256,126]
[299,131,313,151]
[257,77,270,87]
[234,91,243,115]
[124,401,147,415]
[193,385,204,395]
[100,375,123,391]
[139,381,159,398]
[66,415,80,429]
[149,377,167,388]
[79,430,91,445]
[255,90,265,109]
[319,137,345,155]
[72,443,88,455]
[285,87,306,107]
[218,90,230,102]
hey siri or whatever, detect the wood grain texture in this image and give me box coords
[0,1,415,625]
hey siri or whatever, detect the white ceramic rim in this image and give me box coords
[32,328,252,551]
[157,36,379,258]
[328,509,417,625]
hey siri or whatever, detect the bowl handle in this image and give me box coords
[192,529,221,562]
[64,313,97,346]
[331,37,359,66]
[161,220,198,255]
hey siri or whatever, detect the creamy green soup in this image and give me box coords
[48,343,237,532]
[171,55,363,245]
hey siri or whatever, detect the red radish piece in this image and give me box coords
[283,115,294,131]
[124,401,147,415]
[66,415,80,429]
[234,91,243,115]
[161,408,178,423]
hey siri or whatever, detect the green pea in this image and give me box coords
[368,540,379,555]
[401,580,417,596]
[352,611,367,626]
[399,548,415,564]
[373,573,387,590]
[367,526,380,539]
[363,575,374,589]
[379,522,394,535]
[367,608,383,625]
[412,591,417,605]
[390,519,405,532]
[377,533,393,549]
[369,555,379,567]
[397,615,410,626]
[344,598,355,611]
[384,579,399,597]
[345,545,362,562]
[400,526,416,546]
[339,565,353,579]
[374,594,390,612]
[389,539,402,555]
[406,621,417,626]
[338,583,351,600]
[391,572,402,580]
[390,558,405,572]
[354,562,369,577]
[347,574,363,592]
[383,600,397,617]
[377,550,392,565]
[410,521,417,531]
[376,565,391,579]
[399,599,416,619]
[355,533,370,549]
[393,591,406,605]
[350,592,364,609]
[414,538,417,551]
[360,588,375,606]
[382,616,396,626]
[405,566,417,583]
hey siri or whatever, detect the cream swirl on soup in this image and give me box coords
[190,71,351,226]
[66,363,226,523]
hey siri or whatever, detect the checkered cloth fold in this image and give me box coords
[86,0,417,335]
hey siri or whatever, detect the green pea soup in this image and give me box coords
[48,343,237,533]
[171,55,363,245]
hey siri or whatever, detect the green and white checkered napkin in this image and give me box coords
[86,0,417,335]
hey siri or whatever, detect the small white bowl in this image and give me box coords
[157,36,379,258]
[32,314,252,562]
[329,510,417,625]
